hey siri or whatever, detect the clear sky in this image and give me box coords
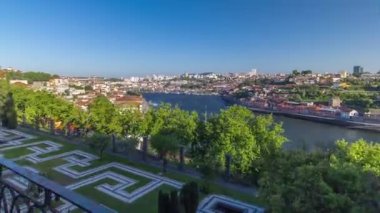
[0,0,379,77]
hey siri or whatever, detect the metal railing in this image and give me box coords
[0,157,113,213]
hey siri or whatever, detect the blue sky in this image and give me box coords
[0,0,379,77]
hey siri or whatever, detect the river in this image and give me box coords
[143,93,379,150]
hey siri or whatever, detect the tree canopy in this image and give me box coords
[259,140,380,212]
[147,104,198,163]
[332,139,380,176]
[88,96,117,134]
[11,86,75,128]
[1,92,18,129]
[147,103,198,146]
[193,105,287,178]
[5,71,57,83]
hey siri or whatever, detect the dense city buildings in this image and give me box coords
[1,66,380,128]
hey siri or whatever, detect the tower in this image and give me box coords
[353,66,363,77]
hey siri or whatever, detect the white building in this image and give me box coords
[70,88,86,95]
[248,69,257,77]
[339,70,348,78]
[340,109,359,119]
[10,80,28,85]
[52,78,69,86]
[361,73,380,79]
[331,77,341,83]
[56,85,69,94]
[129,77,140,82]
[4,67,19,72]
[199,72,218,79]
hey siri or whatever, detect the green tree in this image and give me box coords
[87,133,110,159]
[1,92,18,129]
[151,132,179,172]
[194,105,286,178]
[332,139,380,176]
[116,109,145,138]
[22,71,53,83]
[290,94,303,102]
[88,96,116,134]
[301,70,312,75]
[147,103,198,146]
[11,86,76,130]
[147,104,198,166]
[84,85,93,91]
[259,140,380,212]
[5,71,55,83]
[292,69,300,76]
[0,81,8,124]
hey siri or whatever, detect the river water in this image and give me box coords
[143,93,379,150]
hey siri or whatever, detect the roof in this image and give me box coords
[340,107,357,113]
[113,95,143,108]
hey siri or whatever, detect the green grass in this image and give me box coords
[2,147,34,158]
[0,139,57,158]
[1,130,264,212]
[75,184,176,212]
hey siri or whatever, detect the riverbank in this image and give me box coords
[250,107,380,132]
[142,91,219,96]
[222,95,380,132]
[143,93,379,147]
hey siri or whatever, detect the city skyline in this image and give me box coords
[1,0,380,76]
[1,64,376,78]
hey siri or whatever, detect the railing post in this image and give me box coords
[225,154,232,181]
[66,123,71,137]
[44,189,52,207]
[34,116,39,130]
[142,136,148,161]
[162,158,168,173]
[178,146,185,171]
[112,134,116,153]
[50,119,55,135]
[22,113,26,126]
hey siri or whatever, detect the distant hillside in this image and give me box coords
[0,70,59,83]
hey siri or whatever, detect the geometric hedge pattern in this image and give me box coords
[0,128,260,212]
[0,128,183,211]
[197,195,264,213]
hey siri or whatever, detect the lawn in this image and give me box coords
[0,131,263,212]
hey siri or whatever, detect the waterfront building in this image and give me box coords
[329,96,341,108]
[111,95,145,112]
[339,108,359,119]
[364,108,380,119]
